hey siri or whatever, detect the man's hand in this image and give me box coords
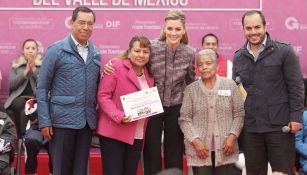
[41,126,53,141]
[290,122,301,133]
[191,138,209,159]
[103,60,115,76]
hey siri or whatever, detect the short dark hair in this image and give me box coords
[119,35,151,59]
[241,10,266,27]
[201,33,219,46]
[22,39,38,49]
[72,6,96,22]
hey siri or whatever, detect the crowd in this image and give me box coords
[0,6,305,175]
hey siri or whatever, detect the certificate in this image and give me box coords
[120,87,164,121]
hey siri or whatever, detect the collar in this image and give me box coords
[71,34,88,48]
[247,33,267,52]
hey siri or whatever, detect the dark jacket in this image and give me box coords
[37,34,101,130]
[0,112,17,164]
[233,33,304,133]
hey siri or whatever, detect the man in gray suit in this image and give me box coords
[233,10,304,175]
[37,6,101,175]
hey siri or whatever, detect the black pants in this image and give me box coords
[100,136,143,175]
[24,126,52,174]
[242,130,295,175]
[143,104,184,175]
[49,124,92,175]
[192,152,234,175]
[8,97,28,137]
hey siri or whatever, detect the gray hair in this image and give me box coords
[197,48,218,63]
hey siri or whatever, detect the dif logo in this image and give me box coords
[105,20,120,29]
[285,17,307,30]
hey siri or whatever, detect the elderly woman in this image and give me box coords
[179,49,244,175]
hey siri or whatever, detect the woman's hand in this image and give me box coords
[191,138,209,159]
[24,62,31,77]
[121,115,131,124]
[24,55,36,77]
[223,134,237,156]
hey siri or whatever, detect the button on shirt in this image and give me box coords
[71,34,89,63]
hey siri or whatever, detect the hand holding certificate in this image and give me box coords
[120,87,164,121]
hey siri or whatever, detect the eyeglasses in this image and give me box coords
[76,21,94,28]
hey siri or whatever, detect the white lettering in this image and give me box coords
[65,0,72,5]
[147,0,155,6]
[33,0,59,5]
[106,20,120,28]
[122,0,130,6]
[73,0,83,6]
[65,0,107,6]
[293,46,303,55]
[33,0,42,5]
[112,0,130,6]
[83,0,91,6]
[170,0,178,6]
[134,0,143,6]
[134,0,188,7]
[180,0,188,6]
[91,0,99,6]
[285,17,299,30]
[112,0,121,5]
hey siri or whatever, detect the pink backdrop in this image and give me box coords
[1,0,306,102]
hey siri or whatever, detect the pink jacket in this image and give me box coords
[97,59,154,145]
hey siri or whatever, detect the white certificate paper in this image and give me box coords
[120,87,164,121]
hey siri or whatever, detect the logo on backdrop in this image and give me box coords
[132,20,160,30]
[293,45,303,55]
[105,20,120,30]
[37,41,44,54]
[285,17,307,30]
[65,16,71,29]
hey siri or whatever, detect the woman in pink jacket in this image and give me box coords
[97,36,154,175]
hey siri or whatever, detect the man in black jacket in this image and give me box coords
[0,111,17,174]
[233,10,304,175]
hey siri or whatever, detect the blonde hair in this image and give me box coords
[159,10,189,44]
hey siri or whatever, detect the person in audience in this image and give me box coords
[179,49,244,175]
[0,111,17,174]
[24,98,52,175]
[295,78,307,174]
[4,39,42,137]
[97,36,154,175]
[37,6,101,175]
